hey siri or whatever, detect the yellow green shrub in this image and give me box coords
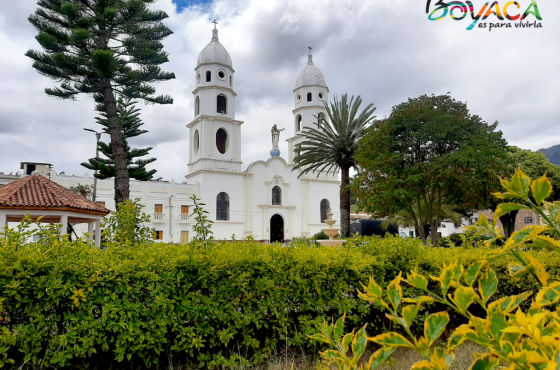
[312,169,560,370]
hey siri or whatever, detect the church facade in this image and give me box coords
[0,26,340,243]
[183,25,340,242]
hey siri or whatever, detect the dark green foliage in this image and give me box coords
[312,230,329,240]
[437,231,488,248]
[353,93,509,246]
[26,0,175,103]
[81,97,157,181]
[293,94,376,238]
[26,0,175,204]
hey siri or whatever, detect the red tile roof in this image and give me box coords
[0,174,110,215]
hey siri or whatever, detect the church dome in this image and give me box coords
[295,54,326,89]
[197,28,232,67]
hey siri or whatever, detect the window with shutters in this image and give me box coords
[320,199,330,223]
[217,192,229,221]
[272,186,281,205]
[217,94,227,114]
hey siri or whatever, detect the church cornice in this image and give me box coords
[292,105,326,114]
[258,204,297,210]
[245,156,298,174]
[195,62,236,73]
[293,85,329,93]
[192,85,237,97]
[285,134,303,142]
[187,116,244,128]
[186,168,248,179]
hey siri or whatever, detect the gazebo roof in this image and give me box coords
[0,173,110,215]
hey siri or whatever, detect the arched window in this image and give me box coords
[320,199,330,223]
[206,71,211,82]
[296,115,302,132]
[217,192,229,221]
[272,186,282,205]
[194,129,200,154]
[217,94,227,114]
[307,92,312,102]
[216,128,228,154]
[229,75,232,86]
[195,96,200,116]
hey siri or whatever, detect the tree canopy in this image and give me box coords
[353,93,508,245]
[82,97,157,181]
[26,0,175,204]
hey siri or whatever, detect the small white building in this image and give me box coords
[1,25,340,243]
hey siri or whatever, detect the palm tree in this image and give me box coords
[293,94,376,237]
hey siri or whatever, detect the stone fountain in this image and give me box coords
[317,209,346,247]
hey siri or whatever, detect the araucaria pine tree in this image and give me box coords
[26,0,175,204]
[81,97,157,181]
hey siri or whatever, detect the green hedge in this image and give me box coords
[0,237,384,369]
[1,235,559,369]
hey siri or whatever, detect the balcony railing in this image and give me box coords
[180,213,189,222]
[152,213,165,222]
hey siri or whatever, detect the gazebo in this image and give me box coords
[0,172,110,246]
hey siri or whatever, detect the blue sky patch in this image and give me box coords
[172,0,212,12]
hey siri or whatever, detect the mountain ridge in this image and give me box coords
[538,144,560,166]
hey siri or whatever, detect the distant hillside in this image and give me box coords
[539,144,560,166]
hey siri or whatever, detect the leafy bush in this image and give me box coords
[312,231,329,240]
[101,199,153,246]
[0,233,383,369]
[437,231,488,248]
[189,194,214,246]
[312,169,560,369]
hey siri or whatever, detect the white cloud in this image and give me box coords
[1,0,559,180]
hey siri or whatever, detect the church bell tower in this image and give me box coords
[286,49,330,165]
[187,22,243,177]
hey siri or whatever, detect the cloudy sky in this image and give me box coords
[0,0,558,181]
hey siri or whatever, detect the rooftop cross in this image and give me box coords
[211,19,219,40]
[307,46,314,65]
[308,46,313,54]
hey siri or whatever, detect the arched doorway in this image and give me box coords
[270,214,284,243]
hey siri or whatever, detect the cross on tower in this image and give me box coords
[308,46,313,54]
[212,19,218,29]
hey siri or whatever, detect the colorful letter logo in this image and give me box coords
[426,1,542,30]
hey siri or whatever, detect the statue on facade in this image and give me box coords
[270,124,285,157]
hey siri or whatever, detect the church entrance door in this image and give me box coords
[270,214,284,243]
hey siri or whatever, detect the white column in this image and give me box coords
[94,220,101,247]
[262,206,268,242]
[288,209,293,240]
[0,212,7,230]
[87,221,94,241]
[60,214,68,237]
[301,180,310,237]
[245,176,252,235]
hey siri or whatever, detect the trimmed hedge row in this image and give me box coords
[1,235,559,369]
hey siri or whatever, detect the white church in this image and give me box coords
[0,25,340,244]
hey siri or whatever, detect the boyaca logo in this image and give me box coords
[426,1,543,31]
